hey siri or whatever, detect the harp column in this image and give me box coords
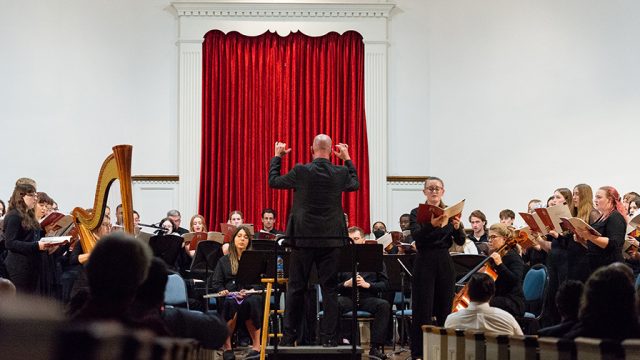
[172,0,395,224]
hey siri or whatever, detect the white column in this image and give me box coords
[364,41,388,225]
[177,41,202,218]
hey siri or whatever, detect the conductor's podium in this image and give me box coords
[259,277,364,360]
[263,345,363,359]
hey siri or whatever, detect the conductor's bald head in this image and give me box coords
[312,134,332,159]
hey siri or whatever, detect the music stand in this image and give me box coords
[337,244,383,357]
[383,254,415,351]
[149,234,183,269]
[251,239,279,251]
[189,240,223,312]
[451,254,487,283]
[236,250,290,288]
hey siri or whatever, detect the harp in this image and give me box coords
[71,145,134,255]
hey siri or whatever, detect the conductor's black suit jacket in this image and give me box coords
[268,156,359,248]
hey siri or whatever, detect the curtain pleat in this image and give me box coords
[200,30,371,233]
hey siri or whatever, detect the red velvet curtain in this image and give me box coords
[200,30,370,234]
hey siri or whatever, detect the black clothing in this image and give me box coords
[544,233,570,325]
[3,209,41,293]
[269,155,359,343]
[176,227,189,235]
[467,233,488,243]
[210,255,263,328]
[268,156,359,248]
[490,248,525,317]
[337,268,390,346]
[538,320,578,338]
[523,247,547,268]
[161,307,228,349]
[564,319,640,341]
[566,240,589,282]
[588,211,626,273]
[408,208,465,358]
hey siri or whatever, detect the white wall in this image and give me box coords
[388,0,640,227]
[0,0,177,222]
[3,0,640,228]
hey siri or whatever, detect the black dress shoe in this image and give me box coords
[245,350,260,359]
[222,350,236,360]
[322,339,338,347]
[279,335,296,347]
[369,347,388,359]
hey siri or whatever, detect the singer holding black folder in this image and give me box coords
[408,176,465,360]
[269,134,359,347]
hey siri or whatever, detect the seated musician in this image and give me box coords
[66,213,113,314]
[487,223,525,317]
[337,226,390,360]
[445,273,523,335]
[209,225,262,360]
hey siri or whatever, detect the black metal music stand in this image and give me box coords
[383,254,415,352]
[189,241,223,311]
[149,234,184,270]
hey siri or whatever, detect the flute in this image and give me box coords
[203,289,264,299]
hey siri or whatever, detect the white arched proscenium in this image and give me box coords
[171,0,395,226]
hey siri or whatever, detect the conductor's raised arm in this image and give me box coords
[269,141,296,189]
[334,143,359,192]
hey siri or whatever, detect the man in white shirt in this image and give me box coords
[445,273,523,335]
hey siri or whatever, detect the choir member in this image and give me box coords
[539,187,573,325]
[568,184,600,282]
[575,186,627,274]
[499,209,515,226]
[222,210,244,255]
[409,176,465,360]
[3,178,51,294]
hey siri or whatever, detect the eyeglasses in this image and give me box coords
[425,187,443,193]
[25,193,38,198]
[488,235,503,240]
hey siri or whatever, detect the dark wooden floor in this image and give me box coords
[228,345,412,359]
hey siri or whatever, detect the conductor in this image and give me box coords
[269,134,360,347]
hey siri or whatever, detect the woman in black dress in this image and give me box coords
[568,184,600,282]
[409,176,465,360]
[575,186,627,275]
[210,225,262,360]
[539,187,573,325]
[3,178,50,293]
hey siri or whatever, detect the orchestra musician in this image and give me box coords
[408,176,465,360]
[269,134,359,347]
[210,225,263,360]
[3,178,52,294]
[184,214,208,257]
[487,223,525,317]
[337,226,390,359]
[256,208,284,240]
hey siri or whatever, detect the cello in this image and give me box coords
[451,228,536,312]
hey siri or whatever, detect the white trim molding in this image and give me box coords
[171,0,395,225]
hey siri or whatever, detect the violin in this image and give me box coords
[451,229,535,313]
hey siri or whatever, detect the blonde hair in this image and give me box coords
[573,184,595,223]
[488,223,515,241]
[189,214,208,232]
